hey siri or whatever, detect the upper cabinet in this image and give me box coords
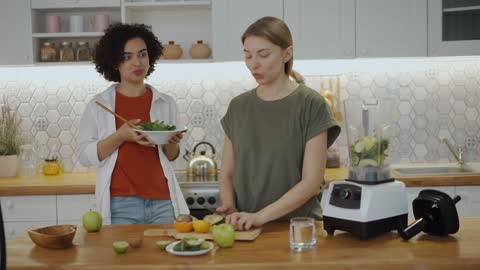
[122,0,212,61]
[428,0,480,56]
[356,0,427,57]
[30,0,121,64]
[212,0,283,61]
[284,0,355,59]
[0,0,33,65]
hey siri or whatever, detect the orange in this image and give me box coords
[174,221,193,233]
[192,220,211,233]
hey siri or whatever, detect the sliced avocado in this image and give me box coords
[173,242,183,252]
[200,242,210,250]
[203,214,224,225]
[173,239,188,252]
[186,238,205,251]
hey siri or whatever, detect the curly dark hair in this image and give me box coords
[94,23,163,82]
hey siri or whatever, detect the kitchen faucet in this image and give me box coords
[441,138,465,166]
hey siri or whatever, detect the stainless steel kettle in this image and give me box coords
[183,142,217,177]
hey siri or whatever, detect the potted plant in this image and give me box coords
[0,102,23,177]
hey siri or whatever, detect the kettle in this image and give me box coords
[183,142,217,177]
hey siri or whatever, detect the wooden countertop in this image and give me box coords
[7,219,480,269]
[1,168,480,196]
[324,167,480,187]
[0,173,96,196]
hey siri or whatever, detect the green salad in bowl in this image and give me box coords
[138,120,176,131]
[133,121,187,145]
[349,136,389,167]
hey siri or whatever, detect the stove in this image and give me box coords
[176,171,220,219]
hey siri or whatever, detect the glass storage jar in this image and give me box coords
[59,41,75,62]
[76,41,91,61]
[40,42,57,62]
[18,144,38,178]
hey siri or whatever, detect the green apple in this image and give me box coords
[82,210,103,232]
[212,224,235,248]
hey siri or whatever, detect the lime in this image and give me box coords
[156,240,172,250]
[112,241,129,254]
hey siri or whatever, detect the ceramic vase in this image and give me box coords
[189,40,211,59]
[163,41,182,60]
[0,155,17,177]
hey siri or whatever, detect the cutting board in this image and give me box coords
[144,228,262,241]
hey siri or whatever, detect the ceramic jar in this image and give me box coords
[45,15,60,33]
[94,14,110,32]
[69,15,84,32]
[163,41,182,59]
[189,40,211,59]
[42,159,63,176]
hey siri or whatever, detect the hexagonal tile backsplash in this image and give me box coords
[1,59,480,173]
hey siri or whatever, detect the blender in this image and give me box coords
[321,99,408,240]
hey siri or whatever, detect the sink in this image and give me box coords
[391,164,480,176]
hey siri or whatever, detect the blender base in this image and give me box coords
[323,214,408,240]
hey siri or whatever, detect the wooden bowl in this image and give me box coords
[28,224,76,249]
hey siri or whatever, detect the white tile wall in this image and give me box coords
[1,59,480,172]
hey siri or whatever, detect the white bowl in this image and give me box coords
[133,127,187,145]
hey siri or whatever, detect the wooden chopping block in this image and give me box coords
[144,227,262,241]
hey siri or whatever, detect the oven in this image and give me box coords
[176,172,220,220]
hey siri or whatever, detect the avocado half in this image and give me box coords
[203,214,224,225]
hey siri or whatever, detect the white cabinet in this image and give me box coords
[284,0,355,59]
[0,0,33,65]
[428,0,480,56]
[0,195,57,222]
[454,186,480,217]
[1,195,57,240]
[4,221,56,240]
[406,186,480,220]
[356,0,427,57]
[57,194,95,224]
[406,186,455,220]
[122,0,212,61]
[31,0,120,9]
[212,0,283,61]
[31,0,121,64]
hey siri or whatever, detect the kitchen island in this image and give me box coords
[6,219,480,269]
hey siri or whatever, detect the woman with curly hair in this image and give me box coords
[77,23,189,225]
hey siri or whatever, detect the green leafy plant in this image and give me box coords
[0,102,23,156]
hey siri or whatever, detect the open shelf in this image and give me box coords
[443,5,480,12]
[33,32,104,38]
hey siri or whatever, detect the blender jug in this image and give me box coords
[344,99,395,182]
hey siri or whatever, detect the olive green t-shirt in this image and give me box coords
[221,84,341,220]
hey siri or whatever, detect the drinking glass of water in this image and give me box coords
[290,217,316,250]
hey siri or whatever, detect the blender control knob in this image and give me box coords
[197,197,205,205]
[340,189,351,200]
[208,197,216,205]
[186,197,195,205]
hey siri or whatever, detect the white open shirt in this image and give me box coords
[76,83,189,224]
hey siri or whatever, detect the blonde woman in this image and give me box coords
[218,17,340,230]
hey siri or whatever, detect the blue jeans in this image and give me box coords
[110,196,175,224]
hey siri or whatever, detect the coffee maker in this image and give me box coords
[321,99,408,240]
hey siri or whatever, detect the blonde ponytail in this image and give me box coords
[290,69,305,84]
